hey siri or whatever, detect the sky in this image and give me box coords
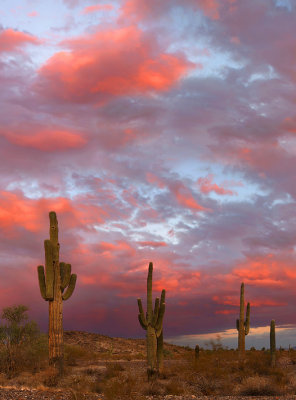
[0,0,296,349]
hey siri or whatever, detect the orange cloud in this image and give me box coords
[0,191,107,236]
[171,183,207,212]
[215,309,237,315]
[5,128,87,151]
[82,4,113,14]
[38,25,194,102]
[233,254,294,287]
[197,174,236,195]
[96,241,136,259]
[0,28,40,52]
[213,294,287,308]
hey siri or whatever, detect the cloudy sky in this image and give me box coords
[1,0,296,349]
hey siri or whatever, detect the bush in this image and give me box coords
[236,375,281,396]
[64,344,91,366]
[0,305,44,376]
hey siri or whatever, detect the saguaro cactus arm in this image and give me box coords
[137,298,148,329]
[155,290,166,336]
[62,274,77,300]
[37,265,47,300]
[152,298,160,326]
[60,263,72,291]
[236,319,239,331]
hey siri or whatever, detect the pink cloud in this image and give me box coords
[146,172,166,189]
[0,28,41,52]
[170,182,207,212]
[120,0,221,21]
[197,174,236,195]
[4,127,87,151]
[28,11,38,17]
[37,25,194,102]
[82,4,113,14]
[0,191,107,237]
[232,254,296,288]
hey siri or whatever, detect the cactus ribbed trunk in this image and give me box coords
[147,325,157,377]
[37,211,77,375]
[236,282,250,361]
[238,283,245,359]
[270,320,276,367]
[157,330,164,373]
[48,212,63,371]
[137,262,166,381]
[48,277,63,367]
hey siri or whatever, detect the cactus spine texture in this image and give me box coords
[137,262,166,380]
[236,282,250,359]
[270,319,276,367]
[37,211,77,372]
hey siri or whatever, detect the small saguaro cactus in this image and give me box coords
[194,344,200,366]
[37,211,77,372]
[270,319,276,367]
[137,262,166,380]
[236,282,250,360]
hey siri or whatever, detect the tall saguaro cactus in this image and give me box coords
[156,289,166,374]
[270,320,276,367]
[37,211,77,372]
[236,282,250,360]
[137,262,166,380]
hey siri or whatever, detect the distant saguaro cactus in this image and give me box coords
[236,282,250,360]
[137,262,166,380]
[270,319,276,367]
[194,344,200,366]
[37,211,77,372]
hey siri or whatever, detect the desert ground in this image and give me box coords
[0,330,296,399]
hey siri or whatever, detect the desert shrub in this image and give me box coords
[38,366,60,387]
[205,335,224,351]
[104,362,124,379]
[64,344,91,366]
[244,350,271,375]
[163,348,173,357]
[90,380,104,394]
[165,379,184,395]
[143,381,163,396]
[0,305,43,377]
[22,333,48,372]
[236,375,281,396]
[103,374,137,400]
[195,374,220,395]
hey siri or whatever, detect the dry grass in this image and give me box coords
[1,331,296,398]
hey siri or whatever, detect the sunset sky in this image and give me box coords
[1,0,296,349]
